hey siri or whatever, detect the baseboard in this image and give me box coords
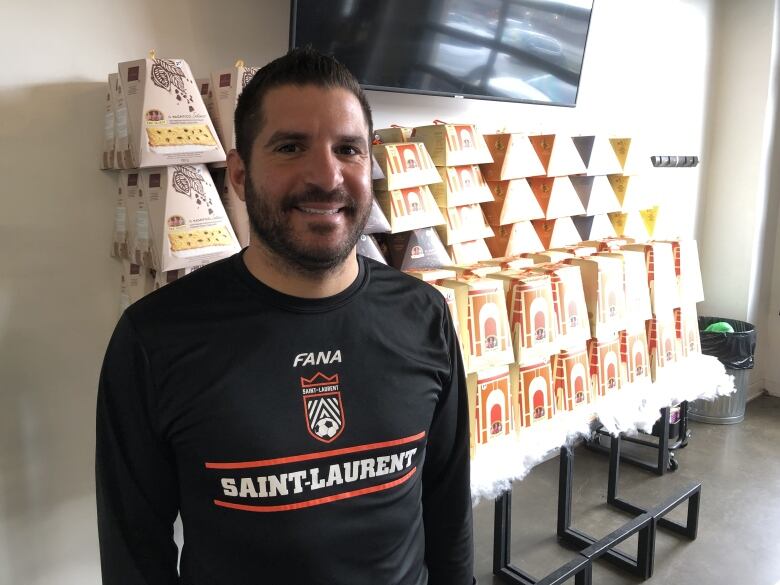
[765,378,780,397]
[748,378,767,402]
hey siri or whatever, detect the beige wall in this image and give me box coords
[4,0,771,583]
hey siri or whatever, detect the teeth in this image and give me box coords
[298,206,341,215]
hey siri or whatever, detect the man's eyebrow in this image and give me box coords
[338,135,368,145]
[264,131,309,148]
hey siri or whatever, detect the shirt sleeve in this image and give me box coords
[95,313,180,585]
[422,304,475,585]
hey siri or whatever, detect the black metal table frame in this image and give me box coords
[493,438,702,584]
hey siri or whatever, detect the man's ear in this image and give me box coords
[226,149,247,202]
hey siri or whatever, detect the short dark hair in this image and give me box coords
[234,46,373,161]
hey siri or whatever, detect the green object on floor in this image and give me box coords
[704,321,735,333]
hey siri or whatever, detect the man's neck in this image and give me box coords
[242,242,360,299]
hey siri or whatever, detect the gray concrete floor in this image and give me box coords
[473,394,780,585]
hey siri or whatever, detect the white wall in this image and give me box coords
[1,0,766,583]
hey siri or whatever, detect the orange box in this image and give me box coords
[479,256,535,271]
[674,304,702,357]
[647,313,678,382]
[532,217,582,249]
[483,179,544,225]
[481,133,546,180]
[490,270,558,366]
[529,262,590,350]
[467,366,514,457]
[487,222,545,257]
[566,256,627,339]
[528,134,587,177]
[372,142,442,191]
[438,278,515,373]
[622,242,680,314]
[528,177,586,219]
[552,345,592,411]
[411,123,493,166]
[619,330,651,385]
[512,362,555,429]
[588,336,621,397]
[429,164,494,207]
[375,185,446,233]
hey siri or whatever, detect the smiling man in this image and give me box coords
[97,48,474,585]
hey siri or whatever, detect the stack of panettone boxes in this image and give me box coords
[409,123,496,266]
[480,133,547,258]
[104,54,241,313]
[372,128,449,270]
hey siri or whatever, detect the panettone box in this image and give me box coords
[451,264,502,280]
[119,260,155,314]
[566,256,627,339]
[528,177,586,219]
[118,57,226,168]
[111,72,133,170]
[570,175,622,215]
[489,270,558,366]
[220,179,250,248]
[448,239,493,266]
[622,242,680,314]
[405,268,458,283]
[429,165,494,207]
[588,335,621,398]
[607,174,651,211]
[522,250,575,264]
[580,237,634,252]
[140,164,240,272]
[438,278,514,373]
[375,185,446,233]
[655,239,705,303]
[123,171,150,266]
[486,221,545,258]
[479,256,535,271]
[529,262,590,350]
[467,366,514,458]
[356,234,387,264]
[552,344,592,412]
[608,211,653,240]
[372,142,442,191]
[375,126,413,144]
[571,135,623,175]
[386,227,452,270]
[363,198,392,234]
[572,214,618,241]
[210,62,258,154]
[511,362,555,429]
[483,179,545,226]
[674,304,702,358]
[195,78,220,143]
[619,330,651,385]
[532,217,582,249]
[647,312,678,382]
[437,204,494,245]
[597,250,652,334]
[111,174,127,258]
[411,123,493,166]
[481,133,545,180]
[549,245,598,258]
[528,134,587,177]
[101,75,115,170]
[430,282,461,332]
[609,137,649,175]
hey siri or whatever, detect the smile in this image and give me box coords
[296,206,344,215]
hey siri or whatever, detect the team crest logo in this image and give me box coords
[301,372,345,443]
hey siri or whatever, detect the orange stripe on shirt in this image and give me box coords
[204,431,425,470]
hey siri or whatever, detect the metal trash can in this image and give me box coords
[688,317,756,424]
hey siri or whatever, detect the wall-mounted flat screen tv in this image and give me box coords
[290,0,595,107]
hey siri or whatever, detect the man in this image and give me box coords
[96,47,474,585]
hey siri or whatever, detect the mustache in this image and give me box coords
[281,188,357,212]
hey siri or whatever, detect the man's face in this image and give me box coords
[241,84,372,273]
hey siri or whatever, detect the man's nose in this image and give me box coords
[304,147,343,192]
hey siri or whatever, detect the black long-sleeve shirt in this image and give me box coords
[96,253,473,584]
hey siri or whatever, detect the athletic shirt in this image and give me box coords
[96,253,474,585]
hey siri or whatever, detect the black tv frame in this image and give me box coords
[289,0,595,107]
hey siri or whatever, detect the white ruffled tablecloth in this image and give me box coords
[470,353,736,502]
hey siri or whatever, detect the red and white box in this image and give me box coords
[619,330,651,385]
[588,335,621,397]
[647,313,678,382]
[567,256,627,339]
[512,362,555,429]
[552,345,592,412]
[529,262,591,350]
[467,366,514,458]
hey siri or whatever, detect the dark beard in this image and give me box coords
[243,172,371,274]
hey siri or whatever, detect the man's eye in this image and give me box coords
[336,145,361,156]
[276,143,302,153]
